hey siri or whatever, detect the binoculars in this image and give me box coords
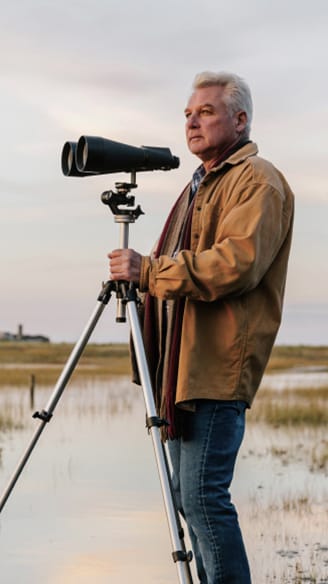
[61,135,180,177]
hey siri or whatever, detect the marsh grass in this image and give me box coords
[268,432,328,474]
[267,345,328,372]
[249,386,328,427]
[0,403,25,432]
[310,440,328,472]
[0,341,130,364]
[1,342,327,387]
[1,342,327,430]
[0,412,23,432]
[0,342,130,386]
[285,564,317,584]
[271,495,311,514]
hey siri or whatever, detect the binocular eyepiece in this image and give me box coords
[61,136,180,177]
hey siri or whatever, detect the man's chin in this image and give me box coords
[188,142,205,156]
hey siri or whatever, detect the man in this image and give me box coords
[108,72,294,583]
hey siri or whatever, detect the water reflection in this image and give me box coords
[0,377,141,437]
[0,374,327,583]
[0,377,178,583]
[261,367,328,390]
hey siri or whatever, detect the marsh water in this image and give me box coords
[0,370,328,583]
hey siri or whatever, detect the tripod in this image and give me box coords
[0,179,193,584]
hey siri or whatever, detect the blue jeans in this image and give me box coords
[168,400,251,584]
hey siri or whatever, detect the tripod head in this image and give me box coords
[101,174,144,223]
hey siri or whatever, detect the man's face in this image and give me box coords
[184,85,246,169]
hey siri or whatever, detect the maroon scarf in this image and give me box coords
[143,190,193,438]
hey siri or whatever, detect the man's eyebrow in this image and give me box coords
[184,102,215,113]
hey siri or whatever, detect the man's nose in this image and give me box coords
[186,113,200,128]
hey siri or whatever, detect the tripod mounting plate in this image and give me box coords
[101,187,144,221]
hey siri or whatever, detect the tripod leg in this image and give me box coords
[126,294,193,584]
[0,282,113,513]
[162,442,194,582]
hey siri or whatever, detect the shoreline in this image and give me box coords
[0,342,327,386]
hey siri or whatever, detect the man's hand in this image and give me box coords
[108,248,142,282]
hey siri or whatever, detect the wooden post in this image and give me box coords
[29,374,35,409]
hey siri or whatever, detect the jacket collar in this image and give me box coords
[207,141,258,175]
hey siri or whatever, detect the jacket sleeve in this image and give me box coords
[139,181,293,302]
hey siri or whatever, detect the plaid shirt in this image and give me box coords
[190,164,206,200]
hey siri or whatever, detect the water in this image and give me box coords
[261,367,328,390]
[0,372,327,583]
[0,379,176,583]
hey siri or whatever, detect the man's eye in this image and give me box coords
[201,108,212,115]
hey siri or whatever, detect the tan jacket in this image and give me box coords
[139,143,294,407]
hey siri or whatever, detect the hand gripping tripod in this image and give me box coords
[0,178,194,584]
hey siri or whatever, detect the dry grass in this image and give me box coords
[267,345,328,372]
[310,440,328,472]
[0,341,130,364]
[0,341,130,386]
[249,386,328,427]
[0,403,25,432]
[1,342,328,388]
[0,412,23,432]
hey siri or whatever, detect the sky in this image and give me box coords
[0,0,327,345]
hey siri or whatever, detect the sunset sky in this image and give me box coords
[1,0,327,344]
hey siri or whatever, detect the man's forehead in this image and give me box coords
[185,85,225,110]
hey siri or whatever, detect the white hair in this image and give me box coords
[192,71,253,137]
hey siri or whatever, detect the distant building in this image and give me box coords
[0,324,50,343]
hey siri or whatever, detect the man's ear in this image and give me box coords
[235,111,247,133]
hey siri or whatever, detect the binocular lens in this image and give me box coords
[83,143,88,168]
[67,148,74,173]
[61,142,75,176]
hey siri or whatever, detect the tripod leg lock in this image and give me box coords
[32,410,53,423]
[98,280,116,304]
[145,415,169,431]
[172,550,193,563]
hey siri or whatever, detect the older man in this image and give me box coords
[109,72,294,583]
